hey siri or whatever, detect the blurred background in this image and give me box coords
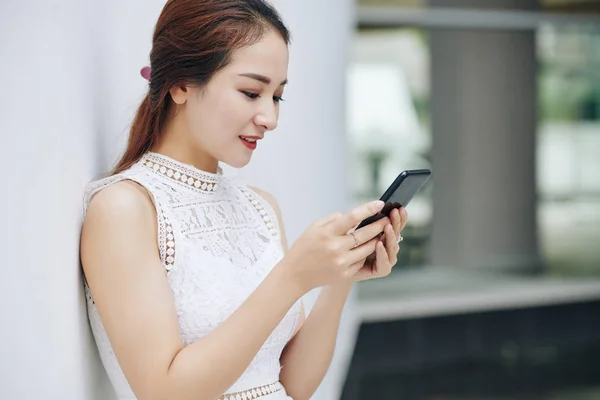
[345,1,600,399]
[1,0,599,399]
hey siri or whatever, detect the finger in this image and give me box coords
[346,237,379,266]
[385,224,399,265]
[330,200,384,234]
[375,239,392,276]
[347,216,390,249]
[399,207,408,231]
[391,208,402,238]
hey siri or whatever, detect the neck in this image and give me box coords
[153,120,219,174]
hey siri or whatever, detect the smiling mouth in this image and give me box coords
[240,136,260,150]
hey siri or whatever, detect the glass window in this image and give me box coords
[537,23,600,276]
[347,27,432,269]
[347,23,600,275]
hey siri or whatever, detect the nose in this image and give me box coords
[254,101,279,132]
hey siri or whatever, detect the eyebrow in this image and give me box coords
[239,73,288,86]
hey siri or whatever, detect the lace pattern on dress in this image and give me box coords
[140,152,221,194]
[239,187,279,238]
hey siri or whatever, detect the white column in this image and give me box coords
[0,1,113,399]
[239,1,358,399]
[429,0,542,271]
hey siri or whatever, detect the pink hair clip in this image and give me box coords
[140,66,152,81]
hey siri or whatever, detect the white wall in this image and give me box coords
[95,1,171,168]
[0,0,357,398]
[0,1,112,399]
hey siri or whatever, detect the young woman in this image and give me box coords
[80,1,407,399]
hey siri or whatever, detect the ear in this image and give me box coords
[169,84,189,105]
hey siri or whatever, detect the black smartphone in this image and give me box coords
[356,169,431,230]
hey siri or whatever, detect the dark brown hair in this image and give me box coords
[111,0,290,175]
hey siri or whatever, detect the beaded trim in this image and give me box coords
[163,215,175,271]
[239,188,277,237]
[141,152,221,194]
[218,381,283,400]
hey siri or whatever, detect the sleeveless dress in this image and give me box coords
[82,151,303,400]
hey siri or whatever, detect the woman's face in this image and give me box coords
[170,28,289,170]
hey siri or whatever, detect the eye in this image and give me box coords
[242,91,260,99]
[242,91,284,103]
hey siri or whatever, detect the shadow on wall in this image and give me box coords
[78,272,117,400]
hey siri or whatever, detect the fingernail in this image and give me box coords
[374,200,384,211]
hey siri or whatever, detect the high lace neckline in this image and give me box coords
[140,151,223,194]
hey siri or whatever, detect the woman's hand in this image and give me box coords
[280,200,391,294]
[351,207,408,282]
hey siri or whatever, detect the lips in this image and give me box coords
[240,136,261,150]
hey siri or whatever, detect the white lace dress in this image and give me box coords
[83,151,303,400]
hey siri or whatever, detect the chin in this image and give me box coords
[222,155,253,169]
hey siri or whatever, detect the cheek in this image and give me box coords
[185,104,208,136]
[187,96,227,135]
[187,90,254,142]
[215,93,254,131]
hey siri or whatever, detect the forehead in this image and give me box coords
[225,30,289,81]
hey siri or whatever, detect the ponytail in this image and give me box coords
[111,93,165,175]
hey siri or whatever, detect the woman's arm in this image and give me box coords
[81,181,304,400]
[251,188,359,400]
[279,283,352,400]
[256,189,402,400]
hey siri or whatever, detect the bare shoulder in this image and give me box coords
[81,179,159,275]
[85,180,155,220]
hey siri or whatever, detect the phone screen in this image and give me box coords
[356,169,431,230]
[383,171,430,208]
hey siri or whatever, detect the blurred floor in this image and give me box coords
[348,248,600,399]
